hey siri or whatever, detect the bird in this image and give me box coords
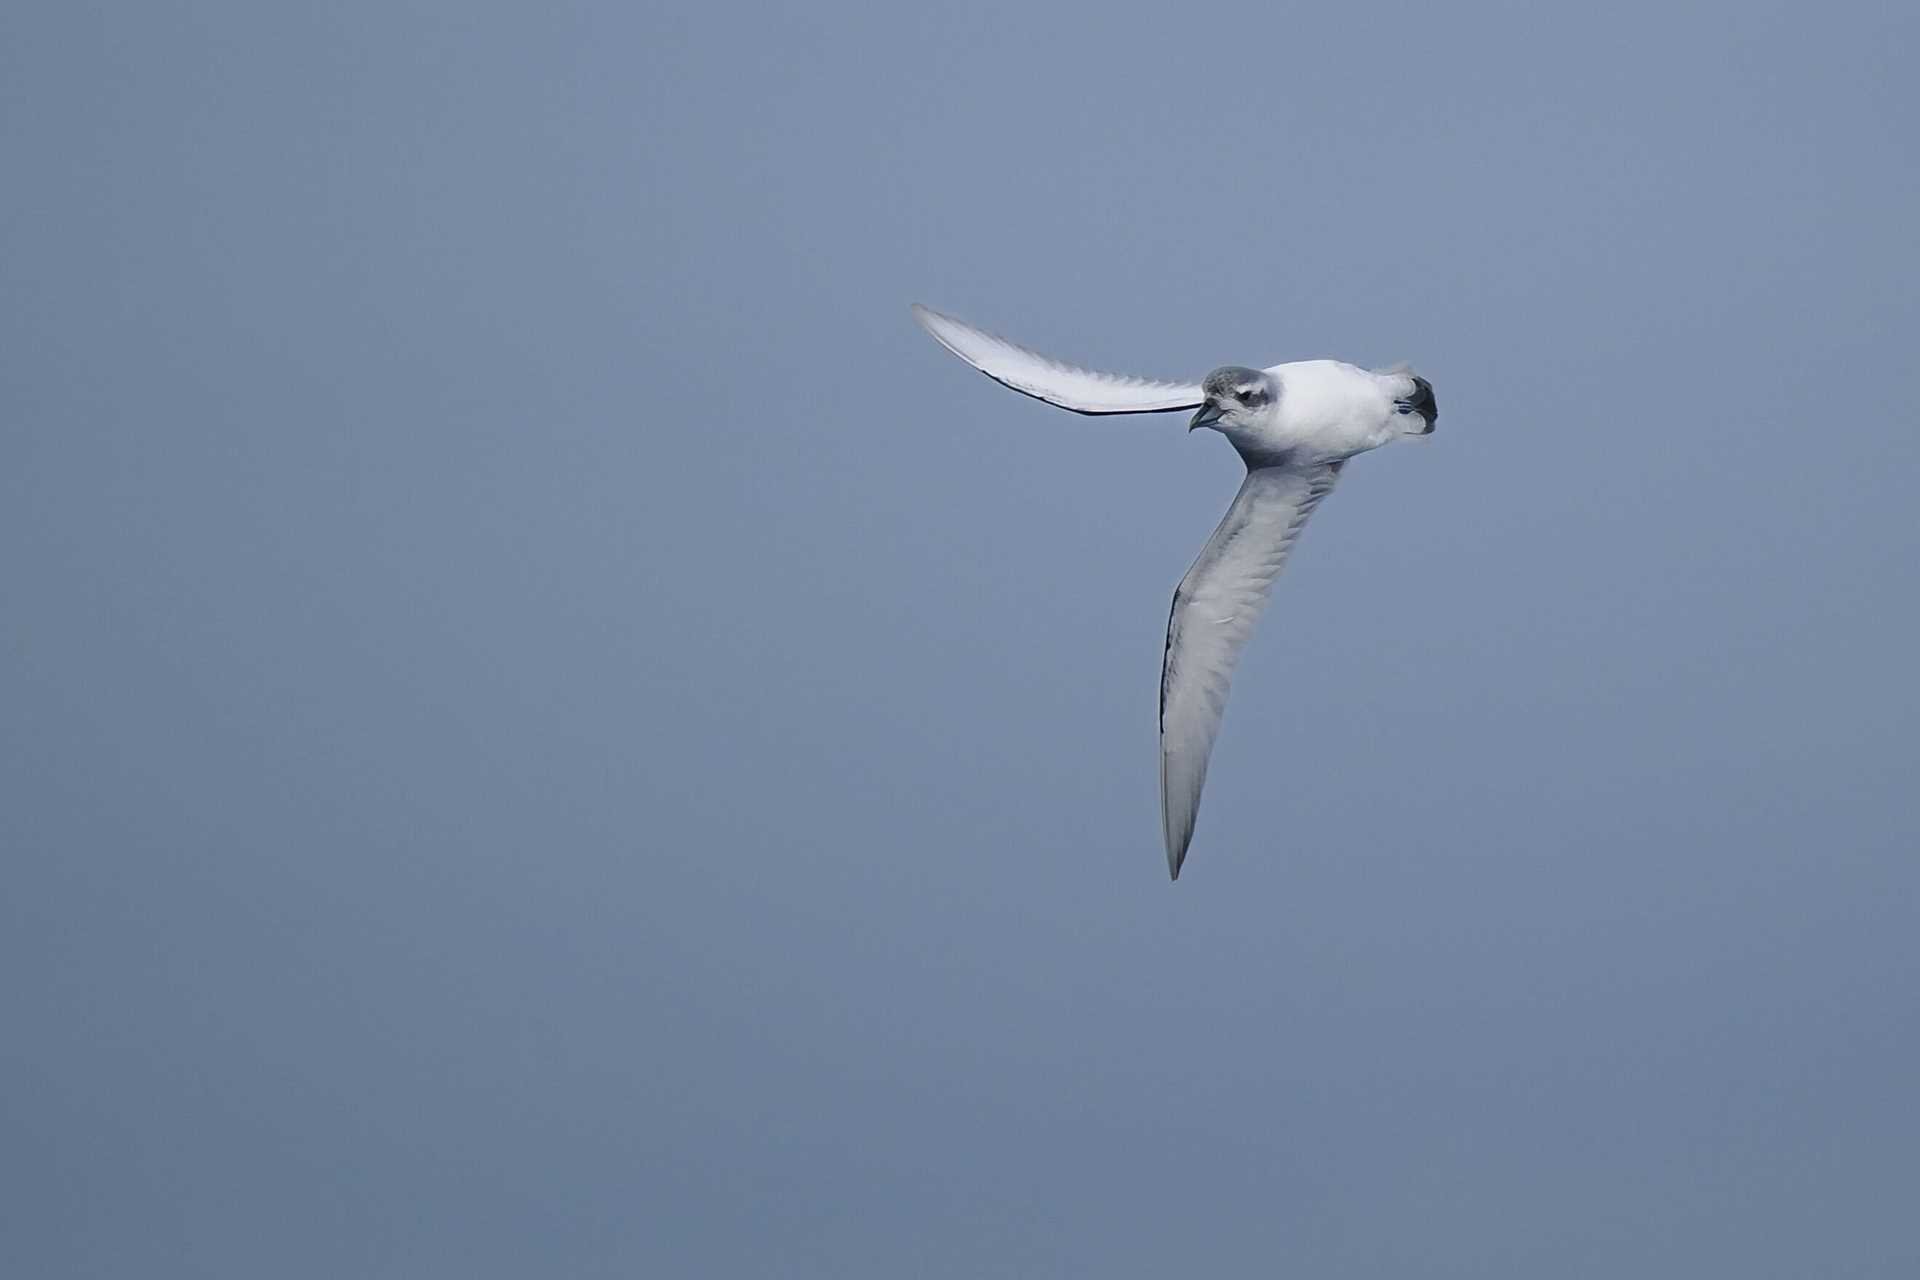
[911,303,1436,880]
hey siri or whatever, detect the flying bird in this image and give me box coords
[911,304,1437,879]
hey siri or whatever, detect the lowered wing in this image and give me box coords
[1160,460,1343,879]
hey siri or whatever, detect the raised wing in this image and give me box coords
[912,305,1204,416]
[1160,461,1343,879]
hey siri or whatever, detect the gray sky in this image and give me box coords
[5,2,1919,1276]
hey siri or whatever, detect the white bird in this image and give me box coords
[912,304,1437,879]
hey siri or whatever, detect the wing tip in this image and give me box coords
[1165,827,1190,881]
[1163,792,1191,881]
[1163,748,1186,880]
[909,301,955,336]
[908,302,975,364]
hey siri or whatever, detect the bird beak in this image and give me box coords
[1189,402,1223,432]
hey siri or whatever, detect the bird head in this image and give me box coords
[1190,366,1277,434]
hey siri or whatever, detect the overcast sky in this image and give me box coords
[5,3,1919,1276]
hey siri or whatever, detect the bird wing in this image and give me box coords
[1160,460,1343,879]
[912,305,1204,416]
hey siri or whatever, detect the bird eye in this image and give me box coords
[1394,402,1413,415]
[1238,386,1258,402]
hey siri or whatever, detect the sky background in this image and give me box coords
[5,2,1919,1276]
